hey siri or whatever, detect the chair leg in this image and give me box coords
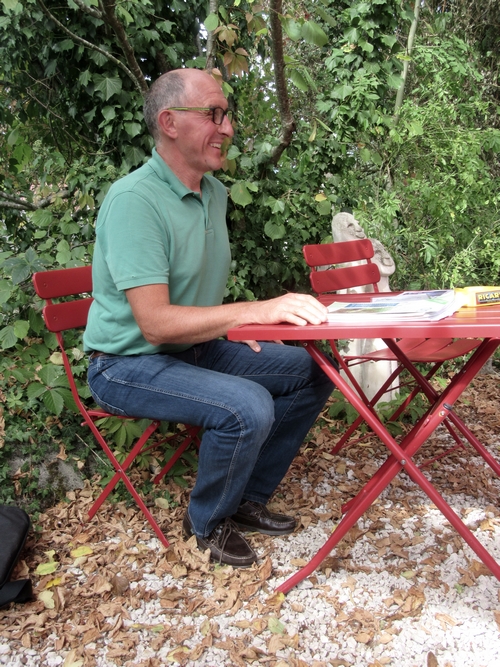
[153,425,201,484]
[85,419,202,547]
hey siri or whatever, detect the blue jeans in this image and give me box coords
[87,340,334,537]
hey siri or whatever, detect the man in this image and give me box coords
[83,68,333,567]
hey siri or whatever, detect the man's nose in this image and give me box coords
[219,114,234,137]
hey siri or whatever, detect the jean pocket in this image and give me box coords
[87,356,129,417]
[88,384,129,417]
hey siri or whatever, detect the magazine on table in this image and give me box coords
[326,290,467,322]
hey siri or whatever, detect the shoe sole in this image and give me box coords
[233,519,296,536]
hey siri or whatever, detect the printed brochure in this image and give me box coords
[326,290,467,322]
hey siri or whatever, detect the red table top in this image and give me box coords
[227,297,500,341]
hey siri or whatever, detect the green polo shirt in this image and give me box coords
[83,149,231,355]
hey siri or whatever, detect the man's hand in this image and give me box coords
[238,339,284,353]
[252,293,329,327]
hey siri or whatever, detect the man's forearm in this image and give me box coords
[126,283,329,347]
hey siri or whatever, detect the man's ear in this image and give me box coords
[158,109,178,139]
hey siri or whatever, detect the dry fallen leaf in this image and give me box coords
[70,545,93,558]
[62,649,84,667]
[268,617,286,634]
[427,651,439,667]
[111,572,129,595]
[38,590,55,609]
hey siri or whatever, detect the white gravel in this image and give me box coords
[2,434,500,666]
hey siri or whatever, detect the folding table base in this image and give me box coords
[277,337,500,594]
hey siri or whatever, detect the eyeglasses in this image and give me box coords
[166,106,234,125]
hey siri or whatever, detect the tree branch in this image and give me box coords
[0,190,72,211]
[205,0,219,70]
[37,0,143,94]
[394,1,420,117]
[72,0,102,20]
[99,0,148,94]
[269,0,295,165]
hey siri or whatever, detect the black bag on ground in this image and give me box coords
[0,505,32,608]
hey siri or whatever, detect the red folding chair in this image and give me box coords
[32,266,201,547]
[303,240,481,463]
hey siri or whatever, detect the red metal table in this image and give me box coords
[227,299,500,593]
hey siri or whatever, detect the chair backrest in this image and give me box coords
[303,239,381,294]
[32,266,93,332]
[33,266,93,414]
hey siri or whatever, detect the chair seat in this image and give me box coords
[345,338,480,363]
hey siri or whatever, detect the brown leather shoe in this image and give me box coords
[231,500,296,535]
[183,512,257,567]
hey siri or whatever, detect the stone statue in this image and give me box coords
[331,212,398,403]
[332,211,367,243]
[369,238,395,293]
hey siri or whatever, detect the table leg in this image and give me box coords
[276,338,500,594]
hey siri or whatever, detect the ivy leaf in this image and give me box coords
[226,145,241,160]
[359,39,374,53]
[123,145,145,167]
[265,196,285,214]
[381,34,398,48]
[344,27,359,43]
[94,75,122,101]
[101,106,116,121]
[79,69,92,86]
[124,122,142,138]
[230,182,253,207]
[301,21,328,47]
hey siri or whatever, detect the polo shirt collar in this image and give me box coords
[149,148,211,200]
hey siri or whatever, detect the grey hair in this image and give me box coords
[143,71,187,142]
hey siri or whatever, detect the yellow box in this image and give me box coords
[455,286,500,307]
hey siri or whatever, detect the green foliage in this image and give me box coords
[1,0,499,511]
[349,30,500,289]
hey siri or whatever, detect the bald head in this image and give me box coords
[143,69,221,143]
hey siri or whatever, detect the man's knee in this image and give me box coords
[224,382,275,440]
